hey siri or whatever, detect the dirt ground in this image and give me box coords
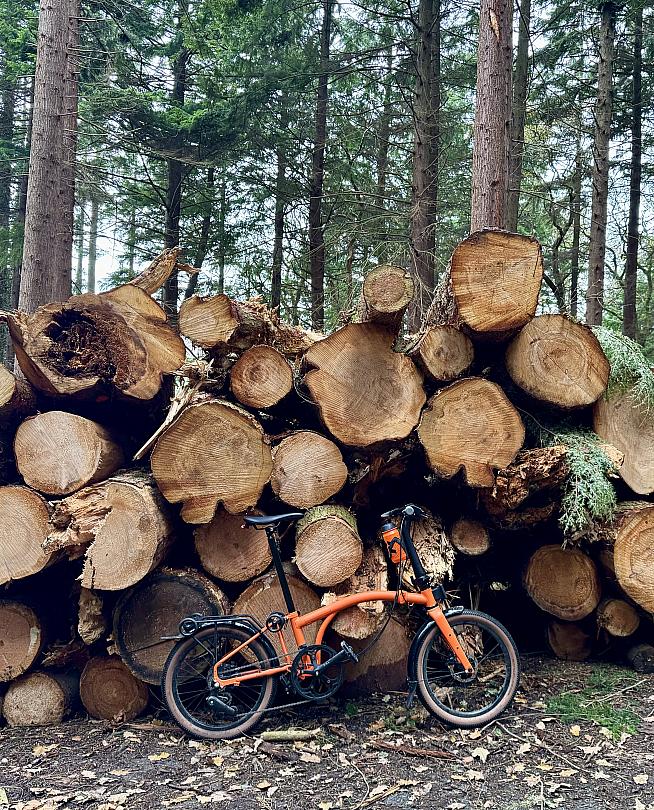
[1,657,653,810]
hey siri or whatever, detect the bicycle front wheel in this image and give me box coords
[415,609,520,727]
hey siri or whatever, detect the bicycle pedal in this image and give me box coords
[340,641,359,663]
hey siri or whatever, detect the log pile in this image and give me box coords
[1,229,653,728]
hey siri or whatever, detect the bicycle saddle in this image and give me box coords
[244,512,303,528]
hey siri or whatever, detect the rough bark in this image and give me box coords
[524,545,601,620]
[407,325,474,382]
[0,601,43,682]
[404,509,455,587]
[547,621,592,661]
[506,0,531,231]
[0,486,53,585]
[2,671,78,726]
[271,99,288,311]
[86,195,98,293]
[295,506,363,588]
[80,656,149,722]
[78,588,106,645]
[450,518,491,556]
[327,545,389,641]
[570,144,582,319]
[230,345,293,409]
[596,598,640,638]
[271,431,347,509]
[194,508,272,583]
[359,265,414,330]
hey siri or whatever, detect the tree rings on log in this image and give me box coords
[15,411,124,495]
[113,568,229,684]
[295,506,363,587]
[505,315,609,407]
[360,265,414,327]
[596,598,640,638]
[151,398,273,523]
[409,325,474,382]
[2,671,79,726]
[0,601,43,682]
[328,546,388,640]
[271,431,347,508]
[610,503,654,613]
[450,518,490,556]
[547,621,592,661]
[194,509,272,583]
[0,366,36,422]
[417,378,524,487]
[304,323,425,446]
[0,486,53,585]
[524,545,600,620]
[230,345,293,409]
[80,656,149,721]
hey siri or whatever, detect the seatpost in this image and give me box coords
[266,527,297,613]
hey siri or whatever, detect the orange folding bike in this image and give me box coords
[162,504,520,739]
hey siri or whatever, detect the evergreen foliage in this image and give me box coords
[593,325,654,411]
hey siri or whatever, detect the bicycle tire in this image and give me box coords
[414,609,520,727]
[162,624,278,740]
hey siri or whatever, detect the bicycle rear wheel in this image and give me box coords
[414,609,520,727]
[162,624,277,740]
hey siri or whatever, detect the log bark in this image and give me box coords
[505,315,609,407]
[547,621,592,661]
[524,545,601,620]
[627,643,654,673]
[417,378,524,486]
[230,345,293,409]
[271,431,347,509]
[0,486,53,585]
[151,398,273,523]
[303,323,425,447]
[327,546,388,641]
[407,325,474,383]
[344,617,412,693]
[14,411,124,495]
[194,508,272,583]
[358,265,414,330]
[602,502,654,613]
[80,656,149,722]
[78,588,107,645]
[450,518,491,556]
[405,509,455,586]
[0,366,36,422]
[0,600,43,682]
[46,472,174,590]
[2,671,78,726]
[295,506,364,588]
[113,568,229,684]
[596,598,640,638]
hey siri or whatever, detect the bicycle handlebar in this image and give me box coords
[380,504,426,521]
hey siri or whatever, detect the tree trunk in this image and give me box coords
[194,508,272,583]
[450,518,491,556]
[585,2,618,326]
[407,325,474,383]
[74,196,85,293]
[524,545,601,620]
[230,345,293,409]
[80,656,149,722]
[470,0,513,231]
[271,431,347,509]
[547,621,592,661]
[271,99,288,311]
[295,505,363,588]
[375,47,394,264]
[0,486,53,585]
[0,601,43,682]
[183,169,214,301]
[358,265,415,331]
[596,598,639,638]
[569,142,582,319]
[506,0,531,231]
[0,72,15,358]
[2,671,78,726]
[87,195,98,293]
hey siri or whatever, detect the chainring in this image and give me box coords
[290,644,344,700]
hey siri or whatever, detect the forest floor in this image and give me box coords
[1,657,654,810]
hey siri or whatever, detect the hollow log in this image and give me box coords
[14,411,124,495]
[404,510,455,587]
[524,545,601,620]
[417,378,525,487]
[0,486,53,585]
[593,391,654,495]
[233,569,320,657]
[450,518,491,556]
[113,568,229,684]
[547,621,592,661]
[407,325,474,383]
[506,315,609,408]
[271,431,348,509]
[0,601,43,682]
[194,508,272,583]
[151,398,273,523]
[602,502,654,613]
[358,265,414,329]
[46,471,174,590]
[0,366,36,422]
[230,345,293,409]
[344,617,412,693]
[303,323,425,447]
[328,546,388,640]
[627,643,654,673]
[3,285,184,400]
[80,656,149,722]
[596,598,640,638]
[2,671,79,727]
[78,588,107,645]
[295,506,364,588]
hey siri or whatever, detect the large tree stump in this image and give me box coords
[0,366,36,422]
[524,545,601,620]
[194,509,272,583]
[0,601,43,682]
[271,431,348,509]
[46,472,174,590]
[80,656,149,722]
[594,392,654,495]
[2,671,78,726]
[328,546,389,640]
[358,265,414,329]
[547,621,592,661]
[151,398,273,523]
[230,345,293,409]
[408,325,474,383]
[0,486,53,585]
[596,598,640,638]
[113,568,229,684]
[603,502,654,613]
[417,378,524,486]
[505,315,609,408]
[344,617,412,693]
[295,506,364,588]
[450,518,491,556]
[303,323,425,446]
[14,411,124,495]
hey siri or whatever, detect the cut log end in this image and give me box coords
[271,431,347,509]
[596,598,640,638]
[0,601,43,682]
[410,325,474,382]
[194,509,272,583]
[0,367,36,422]
[360,265,414,326]
[547,621,592,661]
[230,345,293,409]
[80,656,149,721]
[450,518,490,556]
[0,486,53,585]
[328,546,388,641]
[2,672,79,727]
[611,503,654,613]
[295,506,363,588]
[525,545,600,621]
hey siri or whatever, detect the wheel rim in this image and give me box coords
[421,619,512,718]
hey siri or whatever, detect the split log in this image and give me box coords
[233,569,320,657]
[408,325,474,382]
[603,502,654,613]
[594,392,654,494]
[271,431,348,509]
[194,508,272,583]
[126,246,184,295]
[0,486,53,585]
[14,411,124,495]
[547,621,592,661]
[46,472,174,590]
[0,366,36,422]
[303,323,425,446]
[78,588,107,645]
[524,545,601,620]
[417,378,525,486]
[3,285,184,400]
[450,518,491,556]
[113,568,229,684]
[344,617,412,693]
[295,506,363,588]
[230,345,293,409]
[358,265,414,329]
[0,601,43,682]
[80,656,149,722]
[505,315,609,408]
[404,510,455,587]
[327,546,388,641]
[2,671,78,726]
[151,398,273,523]
[596,598,640,638]
[627,644,654,673]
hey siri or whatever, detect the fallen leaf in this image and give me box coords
[634,774,649,785]
[570,725,581,737]
[299,752,321,763]
[256,781,271,790]
[471,747,490,764]
[318,803,333,810]
[559,769,577,777]
[0,789,7,809]
[32,744,58,757]
[517,742,531,755]
[80,771,97,779]
[466,770,484,781]
[148,752,171,762]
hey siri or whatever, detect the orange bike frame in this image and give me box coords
[212,589,473,687]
